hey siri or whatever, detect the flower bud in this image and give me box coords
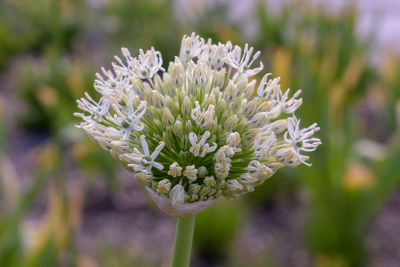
[223,81,237,102]
[189,183,201,194]
[225,179,243,193]
[170,184,185,205]
[269,119,287,134]
[182,96,191,116]
[157,179,171,194]
[187,60,208,88]
[173,120,183,136]
[131,76,144,94]
[162,107,174,125]
[258,100,275,113]
[224,115,238,130]
[239,173,257,185]
[110,140,129,159]
[243,97,259,117]
[204,176,216,187]
[227,132,241,147]
[200,186,211,196]
[151,90,166,108]
[136,170,153,185]
[243,128,260,143]
[216,179,225,189]
[215,162,230,179]
[166,96,178,114]
[236,76,248,95]
[198,166,208,178]
[203,92,216,107]
[252,112,269,128]
[183,165,198,181]
[168,57,185,87]
[244,80,256,98]
[214,69,226,88]
[275,147,296,163]
[168,162,182,178]
[185,120,193,132]
[162,73,175,95]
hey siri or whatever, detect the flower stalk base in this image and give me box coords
[171,215,196,267]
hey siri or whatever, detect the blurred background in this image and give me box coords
[0,0,400,266]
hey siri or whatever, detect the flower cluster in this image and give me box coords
[75,32,321,206]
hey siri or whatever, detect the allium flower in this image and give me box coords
[74,33,321,216]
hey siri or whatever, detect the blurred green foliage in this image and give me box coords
[0,0,83,68]
[194,199,245,263]
[1,0,400,266]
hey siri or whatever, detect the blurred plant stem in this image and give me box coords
[171,215,196,267]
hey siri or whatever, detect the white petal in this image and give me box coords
[140,135,150,156]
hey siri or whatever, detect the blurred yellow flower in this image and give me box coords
[342,162,375,191]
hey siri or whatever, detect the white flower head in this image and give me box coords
[75,33,321,214]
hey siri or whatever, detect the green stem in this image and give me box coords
[171,215,196,267]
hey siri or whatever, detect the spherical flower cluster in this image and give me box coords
[75,33,321,213]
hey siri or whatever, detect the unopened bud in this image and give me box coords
[214,69,226,88]
[252,112,269,128]
[136,170,153,185]
[269,119,287,134]
[239,173,257,185]
[243,97,259,117]
[173,120,183,136]
[224,115,238,130]
[170,184,185,205]
[225,179,243,193]
[183,165,198,181]
[200,186,211,196]
[198,166,208,178]
[244,80,256,98]
[162,107,174,125]
[185,120,193,132]
[216,179,225,189]
[204,176,216,187]
[203,93,216,107]
[168,162,182,178]
[236,76,248,95]
[162,73,175,95]
[182,96,191,116]
[223,81,237,102]
[227,132,241,147]
[157,179,171,194]
[189,183,201,194]
[168,57,185,87]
